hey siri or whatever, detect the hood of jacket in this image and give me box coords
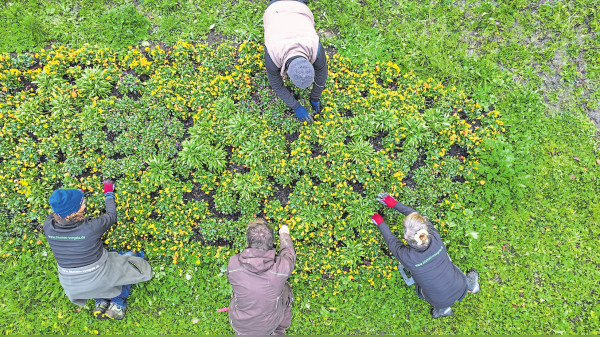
[407,241,431,252]
[237,248,276,274]
[44,214,87,231]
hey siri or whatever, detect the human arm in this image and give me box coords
[371,214,406,263]
[275,225,296,276]
[309,43,328,106]
[376,192,418,216]
[89,180,117,235]
[265,50,301,111]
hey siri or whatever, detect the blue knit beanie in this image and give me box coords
[49,189,84,218]
[287,57,314,89]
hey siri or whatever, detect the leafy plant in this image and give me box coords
[145,155,174,186]
[49,92,74,117]
[347,138,374,163]
[473,136,530,210]
[78,104,105,130]
[14,98,40,124]
[179,138,227,174]
[32,72,64,95]
[88,4,151,48]
[75,67,114,98]
[402,115,428,148]
[225,113,259,146]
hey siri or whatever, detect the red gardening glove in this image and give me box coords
[103,179,114,194]
[377,192,398,208]
[371,214,385,226]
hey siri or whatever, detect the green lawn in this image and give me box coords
[0,0,599,334]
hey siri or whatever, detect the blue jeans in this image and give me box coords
[96,250,141,307]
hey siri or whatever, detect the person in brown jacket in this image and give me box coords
[226,218,295,335]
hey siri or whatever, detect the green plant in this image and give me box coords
[225,113,259,146]
[402,115,428,148]
[347,138,374,163]
[76,67,114,98]
[474,136,530,210]
[78,104,105,130]
[145,155,174,186]
[14,98,40,124]
[88,4,151,48]
[49,92,74,117]
[179,138,227,174]
[32,72,65,95]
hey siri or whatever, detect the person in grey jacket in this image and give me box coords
[43,180,152,320]
[263,0,328,123]
[226,218,295,334]
[371,192,480,318]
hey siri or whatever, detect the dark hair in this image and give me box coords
[246,218,274,251]
[53,211,86,224]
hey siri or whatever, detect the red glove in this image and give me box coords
[377,192,398,208]
[371,214,385,226]
[103,179,114,194]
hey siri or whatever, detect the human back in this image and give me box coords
[226,219,295,334]
[398,219,468,309]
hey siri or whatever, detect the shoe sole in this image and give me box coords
[104,310,126,320]
[93,310,109,320]
[467,270,480,294]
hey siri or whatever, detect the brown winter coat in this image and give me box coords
[226,233,295,335]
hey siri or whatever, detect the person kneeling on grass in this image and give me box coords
[226,218,295,335]
[371,192,480,319]
[43,180,152,320]
[263,0,328,123]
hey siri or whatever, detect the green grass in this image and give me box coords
[1,0,599,334]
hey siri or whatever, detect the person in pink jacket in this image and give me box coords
[226,218,295,335]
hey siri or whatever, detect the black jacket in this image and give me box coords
[43,195,117,268]
[377,203,467,308]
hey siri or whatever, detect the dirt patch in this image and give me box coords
[401,148,427,189]
[589,109,600,128]
[272,183,293,206]
[190,227,233,248]
[311,143,325,158]
[368,131,388,152]
[347,180,365,196]
[448,144,469,158]
[285,131,300,144]
[459,4,599,128]
[201,31,230,45]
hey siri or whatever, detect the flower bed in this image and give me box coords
[0,41,504,293]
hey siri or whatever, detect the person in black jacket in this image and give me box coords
[44,180,152,320]
[371,192,480,318]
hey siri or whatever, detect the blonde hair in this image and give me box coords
[246,218,274,251]
[403,212,431,248]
